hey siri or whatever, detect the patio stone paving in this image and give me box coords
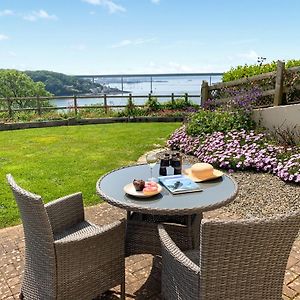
[1,203,300,299]
[1,149,299,299]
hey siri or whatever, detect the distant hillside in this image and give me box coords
[25,70,121,96]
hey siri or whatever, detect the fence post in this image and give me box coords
[184,93,188,104]
[274,60,285,106]
[171,93,175,105]
[201,80,209,107]
[37,95,42,116]
[7,98,13,118]
[74,95,78,115]
[104,94,108,114]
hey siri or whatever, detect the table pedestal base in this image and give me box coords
[125,212,202,256]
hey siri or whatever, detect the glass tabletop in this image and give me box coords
[96,164,238,215]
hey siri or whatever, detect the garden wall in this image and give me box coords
[253,103,300,139]
[0,116,184,131]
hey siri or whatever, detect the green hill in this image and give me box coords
[25,70,119,96]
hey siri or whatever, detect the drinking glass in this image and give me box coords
[146,153,158,181]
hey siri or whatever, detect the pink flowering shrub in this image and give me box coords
[274,154,300,182]
[167,126,300,183]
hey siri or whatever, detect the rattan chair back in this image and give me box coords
[6,174,56,299]
[199,212,300,299]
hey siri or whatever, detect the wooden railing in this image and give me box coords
[0,93,200,118]
[201,61,300,108]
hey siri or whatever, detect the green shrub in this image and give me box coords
[145,96,161,111]
[77,104,118,118]
[186,109,256,136]
[13,111,37,122]
[0,112,9,122]
[163,97,198,110]
[222,59,300,82]
[117,98,146,117]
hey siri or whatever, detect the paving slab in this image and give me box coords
[0,203,299,299]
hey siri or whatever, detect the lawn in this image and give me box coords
[0,122,180,228]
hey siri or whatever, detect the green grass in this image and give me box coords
[0,122,180,228]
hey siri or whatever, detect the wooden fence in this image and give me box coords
[0,93,200,118]
[201,60,300,108]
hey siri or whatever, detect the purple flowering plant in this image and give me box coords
[167,126,300,183]
[168,84,299,183]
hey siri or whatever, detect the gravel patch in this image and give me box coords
[224,171,300,218]
[152,149,300,219]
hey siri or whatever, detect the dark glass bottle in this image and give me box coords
[159,165,167,176]
[173,159,182,174]
[172,152,182,175]
[161,153,170,167]
[170,153,178,167]
[159,153,170,176]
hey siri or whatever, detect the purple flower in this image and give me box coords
[167,126,300,184]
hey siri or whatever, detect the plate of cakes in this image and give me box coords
[124,179,162,198]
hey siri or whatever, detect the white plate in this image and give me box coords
[124,183,162,198]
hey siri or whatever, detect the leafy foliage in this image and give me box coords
[188,87,258,136]
[163,97,198,110]
[186,109,255,136]
[145,96,161,112]
[0,69,51,110]
[116,97,145,117]
[0,69,50,99]
[222,59,300,82]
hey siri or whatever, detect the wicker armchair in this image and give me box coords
[7,174,126,300]
[158,211,300,300]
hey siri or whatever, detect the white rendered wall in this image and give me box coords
[253,104,300,135]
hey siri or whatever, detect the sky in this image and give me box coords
[0,0,300,75]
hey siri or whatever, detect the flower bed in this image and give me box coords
[167,126,300,183]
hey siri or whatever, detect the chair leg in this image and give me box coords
[120,278,125,300]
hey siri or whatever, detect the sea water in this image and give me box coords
[53,75,222,108]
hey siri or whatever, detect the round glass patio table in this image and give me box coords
[96,163,238,256]
[96,164,238,216]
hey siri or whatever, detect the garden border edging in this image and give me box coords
[0,116,184,131]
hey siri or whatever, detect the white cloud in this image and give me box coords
[23,10,57,21]
[151,0,160,4]
[111,38,156,48]
[238,50,259,61]
[0,34,9,41]
[0,9,14,16]
[82,0,126,13]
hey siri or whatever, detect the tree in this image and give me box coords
[0,69,52,110]
[25,70,105,96]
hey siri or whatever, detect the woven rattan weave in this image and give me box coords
[7,174,126,300]
[158,211,300,300]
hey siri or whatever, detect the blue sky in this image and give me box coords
[0,0,299,75]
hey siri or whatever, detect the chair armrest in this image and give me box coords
[45,192,84,234]
[55,219,126,245]
[158,224,200,299]
[54,219,126,285]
